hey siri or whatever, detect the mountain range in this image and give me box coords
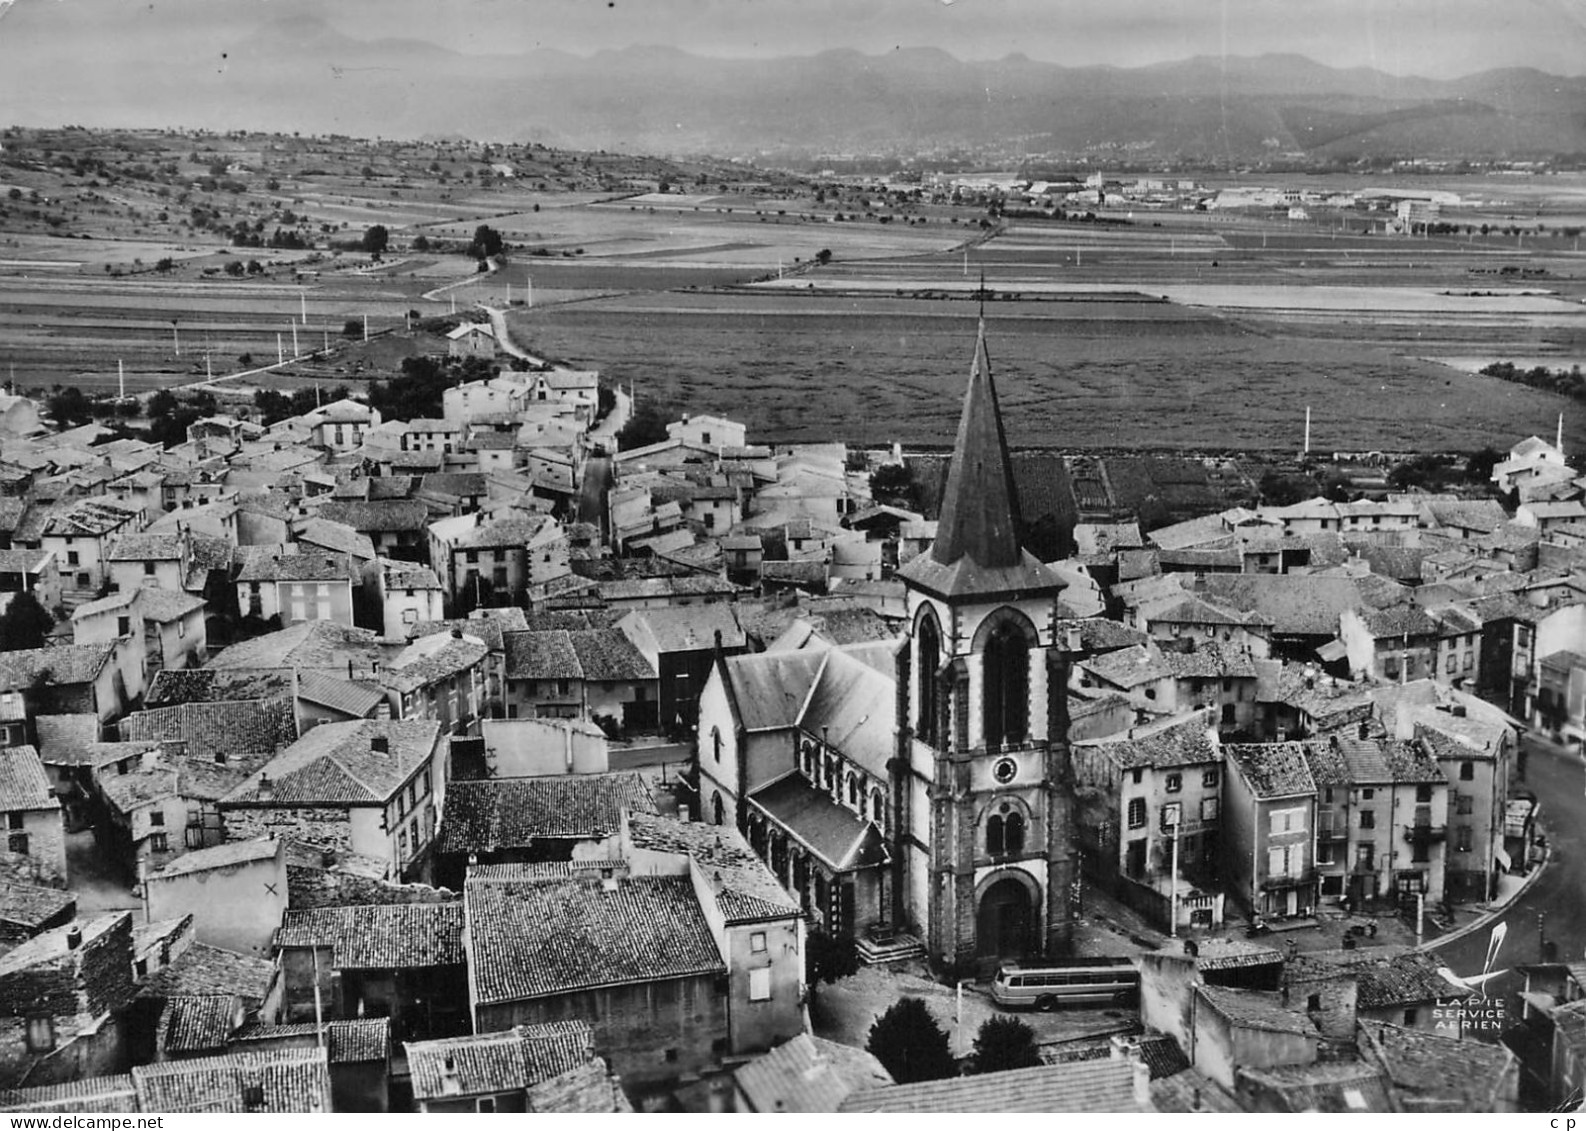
[13,16,1586,160]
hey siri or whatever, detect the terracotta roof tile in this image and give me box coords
[277,903,464,970]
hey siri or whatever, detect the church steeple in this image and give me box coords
[898,318,1063,601]
[932,318,1023,569]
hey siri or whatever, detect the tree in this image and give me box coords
[466,224,504,260]
[362,224,389,256]
[411,233,430,252]
[969,1016,1040,1075]
[45,387,94,430]
[616,400,672,451]
[1466,446,1503,483]
[343,318,363,338]
[866,997,958,1084]
[1257,470,1313,507]
[814,248,832,265]
[805,930,859,997]
[870,463,915,508]
[0,590,54,651]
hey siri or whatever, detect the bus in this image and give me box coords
[990,958,1140,1011]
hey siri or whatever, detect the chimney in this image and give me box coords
[66,926,82,950]
[375,699,391,720]
[371,734,390,755]
[347,659,355,680]
[257,773,273,802]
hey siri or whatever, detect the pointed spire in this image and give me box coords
[931,318,1024,569]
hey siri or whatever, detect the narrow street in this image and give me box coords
[1428,735,1586,1037]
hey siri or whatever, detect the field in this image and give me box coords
[2,127,1585,453]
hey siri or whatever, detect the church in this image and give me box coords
[695,318,1078,977]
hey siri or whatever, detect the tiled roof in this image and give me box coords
[294,671,385,718]
[567,628,655,681]
[839,1059,1142,1113]
[452,515,555,550]
[159,995,240,1054]
[0,746,57,811]
[379,560,441,590]
[1057,617,1153,653]
[0,643,114,690]
[406,1021,594,1101]
[1299,948,1466,1010]
[1235,1060,1394,1113]
[1198,985,1318,1036]
[380,632,487,694]
[99,761,179,813]
[1200,574,1367,636]
[1159,641,1258,680]
[0,549,54,574]
[315,499,431,532]
[409,608,528,651]
[735,1033,893,1113]
[464,873,725,1004]
[1224,742,1319,799]
[222,719,440,806]
[148,838,280,881]
[294,518,376,561]
[1358,1019,1518,1110]
[1082,644,1172,689]
[627,812,799,922]
[723,649,829,732]
[439,773,655,854]
[1073,710,1219,771]
[0,1075,138,1114]
[131,1048,331,1113]
[617,603,745,655]
[119,699,297,768]
[524,1057,632,1113]
[138,943,277,1004]
[276,903,465,970]
[207,621,388,674]
[0,882,74,930]
[797,649,895,778]
[229,1018,389,1065]
[749,774,887,873]
[236,547,358,583]
[503,630,582,680]
[107,532,184,561]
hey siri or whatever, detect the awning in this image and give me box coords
[1316,639,1348,663]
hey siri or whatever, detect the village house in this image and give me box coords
[370,559,445,638]
[300,399,382,453]
[144,838,287,958]
[617,604,747,735]
[1221,743,1319,921]
[235,547,358,628]
[72,587,208,678]
[500,628,659,727]
[463,863,731,1098]
[1300,734,1449,910]
[435,771,654,887]
[0,744,66,881]
[0,549,61,617]
[1071,710,1226,933]
[39,498,143,603]
[313,499,432,561]
[219,719,445,883]
[446,322,497,359]
[404,1020,626,1114]
[0,643,129,727]
[428,512,568,612]
[276,901,469,1044]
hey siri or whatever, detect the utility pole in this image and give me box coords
[277,334,284,365]
[362,314,369,342]
[171,320,180,357]
[1169,805,1181,939]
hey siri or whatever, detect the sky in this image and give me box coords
[1,0,1583,77]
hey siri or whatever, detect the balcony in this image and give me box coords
[1260,868,1317,891]
[1403,824,1447,844]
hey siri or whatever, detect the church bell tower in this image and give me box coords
[895,317,1076,976]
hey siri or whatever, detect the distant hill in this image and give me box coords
[9,21,1584,160]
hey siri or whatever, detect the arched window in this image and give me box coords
[1005,811,1026,856]
[916,611,942,746]
[981,611,1033,748]
[872,789,887,834]
[986,803,1026,857]
[711,726,722,763]
[848,774,860,806]
[802,741,817,779]
[711,791,724,826]
[825,756,839,792]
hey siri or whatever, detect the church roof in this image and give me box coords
[898,319,1063,601]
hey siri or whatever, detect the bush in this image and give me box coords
[969,1016,1040,1074]
[342,318,362,338]
[867,997,958,1084]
